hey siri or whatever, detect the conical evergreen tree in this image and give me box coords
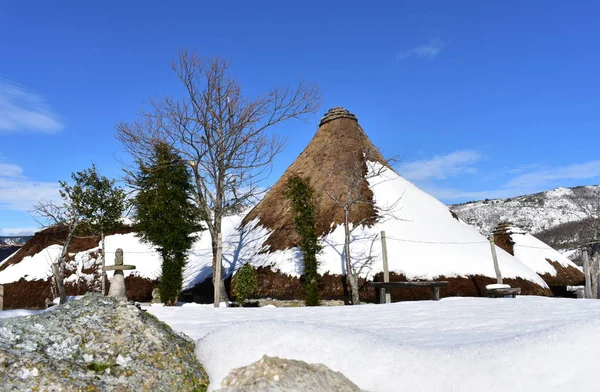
[133,142,202,305]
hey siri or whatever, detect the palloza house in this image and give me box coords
[235,107,550,301]
[492,222,584,297]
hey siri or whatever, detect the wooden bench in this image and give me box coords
[369,281,449,302]
[486,287,521,298]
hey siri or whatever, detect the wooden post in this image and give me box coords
[380,231,391,304]
[489,234,502,284]
[592,253,599,299]
[0,285,3,310]
[583,249,592,299]
[214,232,222,307]
[432,286,440,301]
[379,287,386,304]
[101,232,106,296]
[596,262,600,299]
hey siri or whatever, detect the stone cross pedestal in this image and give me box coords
[105,248,136,301]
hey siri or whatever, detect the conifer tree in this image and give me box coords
[63,165,126,294]
[33,165,125,303]
[133,142,201,305]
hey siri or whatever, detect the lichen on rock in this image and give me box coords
[0,294,208,391]
[216,355,363,392]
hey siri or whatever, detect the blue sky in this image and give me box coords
[1,0,599,235]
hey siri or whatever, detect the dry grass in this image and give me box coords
[492,230,516,255]
[540,260,585,286]
[242,111,392,251]
[183,266,552,304]
[2,279,53,309]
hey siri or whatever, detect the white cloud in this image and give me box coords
[0,162,59,212]
[0,163,24,178]
[0,228,37,236]
[503,163,546,175]
[421,184,524,202]
[396,39,445,60]
[419,159,600,203]
[0,79,64,133]
[398,150,482,181]
[505,160,600,189]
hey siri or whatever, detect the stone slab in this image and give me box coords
[105,265,136,271]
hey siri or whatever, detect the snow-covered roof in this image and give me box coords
[492,224,584,285]
[231,162,549,288]
[0,245,62,284]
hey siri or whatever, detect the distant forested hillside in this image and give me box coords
[0,245,21,263]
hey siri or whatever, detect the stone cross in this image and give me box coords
[105,248,136,301]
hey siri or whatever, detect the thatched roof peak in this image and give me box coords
[319,107,358,127]
[242,107,389,251]
[492,222,527,236]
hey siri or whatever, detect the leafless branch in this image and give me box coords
[30,198,84,305]
[322,148,402,304]
[116,50,321,303]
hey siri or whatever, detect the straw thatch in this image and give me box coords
[492,222,584,288]
[242,107,391,251]
[183,266,551,303]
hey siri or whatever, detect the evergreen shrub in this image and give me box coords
[232,263,258,305]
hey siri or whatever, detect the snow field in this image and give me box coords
[0,308,52,319]
[146,297,600,391]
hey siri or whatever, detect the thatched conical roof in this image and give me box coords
[492,222,584,286]
[240,107,549,293]
[242,107,390,251]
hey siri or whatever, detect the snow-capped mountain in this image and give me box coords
[0,236,31,246]
[0,236,32,262]
[450,185,600,252]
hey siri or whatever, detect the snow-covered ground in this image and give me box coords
[0,308,52,319]
[3,296,600,390]
[143,297,600,391]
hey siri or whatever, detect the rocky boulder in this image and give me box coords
[216,355,362,392]
[0,294,208,391]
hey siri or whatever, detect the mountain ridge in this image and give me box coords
[0,236,32,263]
[0,236,32,246]
[450,185,600,262]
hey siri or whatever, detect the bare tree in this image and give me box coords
[324,150,401,305]
[116,50,320,305]
[32,199,83,305]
